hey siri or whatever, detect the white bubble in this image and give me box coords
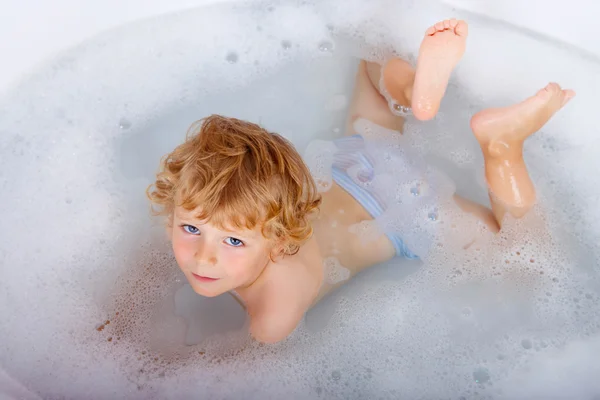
[225,51,239,64]
[473,367,491,384]
[331,370,341,381]
[1,0,599,399]
[118,118,132,130]
[324,257,351,285]
[318,40,334,52]
[428,209,439,222]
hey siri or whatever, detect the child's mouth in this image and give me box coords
[192,273,220,283]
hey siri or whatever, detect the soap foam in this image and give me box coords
[324,257,351,284]
[1,0,600,399]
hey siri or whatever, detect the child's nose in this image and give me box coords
[194,245,217,266]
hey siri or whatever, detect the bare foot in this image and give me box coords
[471,83,576,157]
[412,18,468,121]
[471,83,575,219]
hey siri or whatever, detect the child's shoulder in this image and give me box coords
[247,284,308,343]
[247,238,323,343]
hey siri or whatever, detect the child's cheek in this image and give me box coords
[172,237,193,266]
[223,251,251,279]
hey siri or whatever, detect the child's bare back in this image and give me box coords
[147,19,574,343]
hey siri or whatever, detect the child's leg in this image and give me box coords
[314,21,466,287]
[346,18,469,134]
[470,84,575,224]
[344,59,412,135]
[348,18,575,233]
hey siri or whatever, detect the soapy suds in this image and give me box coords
[1,0,600,399]
[324,257,351,285]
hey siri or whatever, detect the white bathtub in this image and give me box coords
[1,0,596,95]
[1,0,599,398]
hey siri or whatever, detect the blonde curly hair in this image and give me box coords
[147,115,321,256]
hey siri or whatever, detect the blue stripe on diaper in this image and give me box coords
[331,167,418,259]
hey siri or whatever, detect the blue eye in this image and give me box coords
[225,237,244,247]
[182,225,200,235]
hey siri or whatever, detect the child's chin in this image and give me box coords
[189,281,228,298]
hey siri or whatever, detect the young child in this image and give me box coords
[147,19,575,343]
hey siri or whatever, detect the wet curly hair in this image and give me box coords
[146,114,321,255]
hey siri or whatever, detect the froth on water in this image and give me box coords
[0,0,599,398]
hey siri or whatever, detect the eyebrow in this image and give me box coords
[221,228,256,240]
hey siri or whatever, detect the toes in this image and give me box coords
[548,82,561,91]
[428,19,468,36]
[564,89,576,99]
[562,89,576,106]
[539,84,575,107]
[537,83,559,100]
[545,82,562,95]
[454,20,469,37]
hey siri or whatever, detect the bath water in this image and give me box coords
[1,0,599,398]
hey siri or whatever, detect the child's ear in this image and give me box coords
[269,242,286,263]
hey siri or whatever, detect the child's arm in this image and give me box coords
[247,257,318,344]
[249,306,304,344]
[248,288,306,344]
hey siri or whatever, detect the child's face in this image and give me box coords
[170,207,274,297]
